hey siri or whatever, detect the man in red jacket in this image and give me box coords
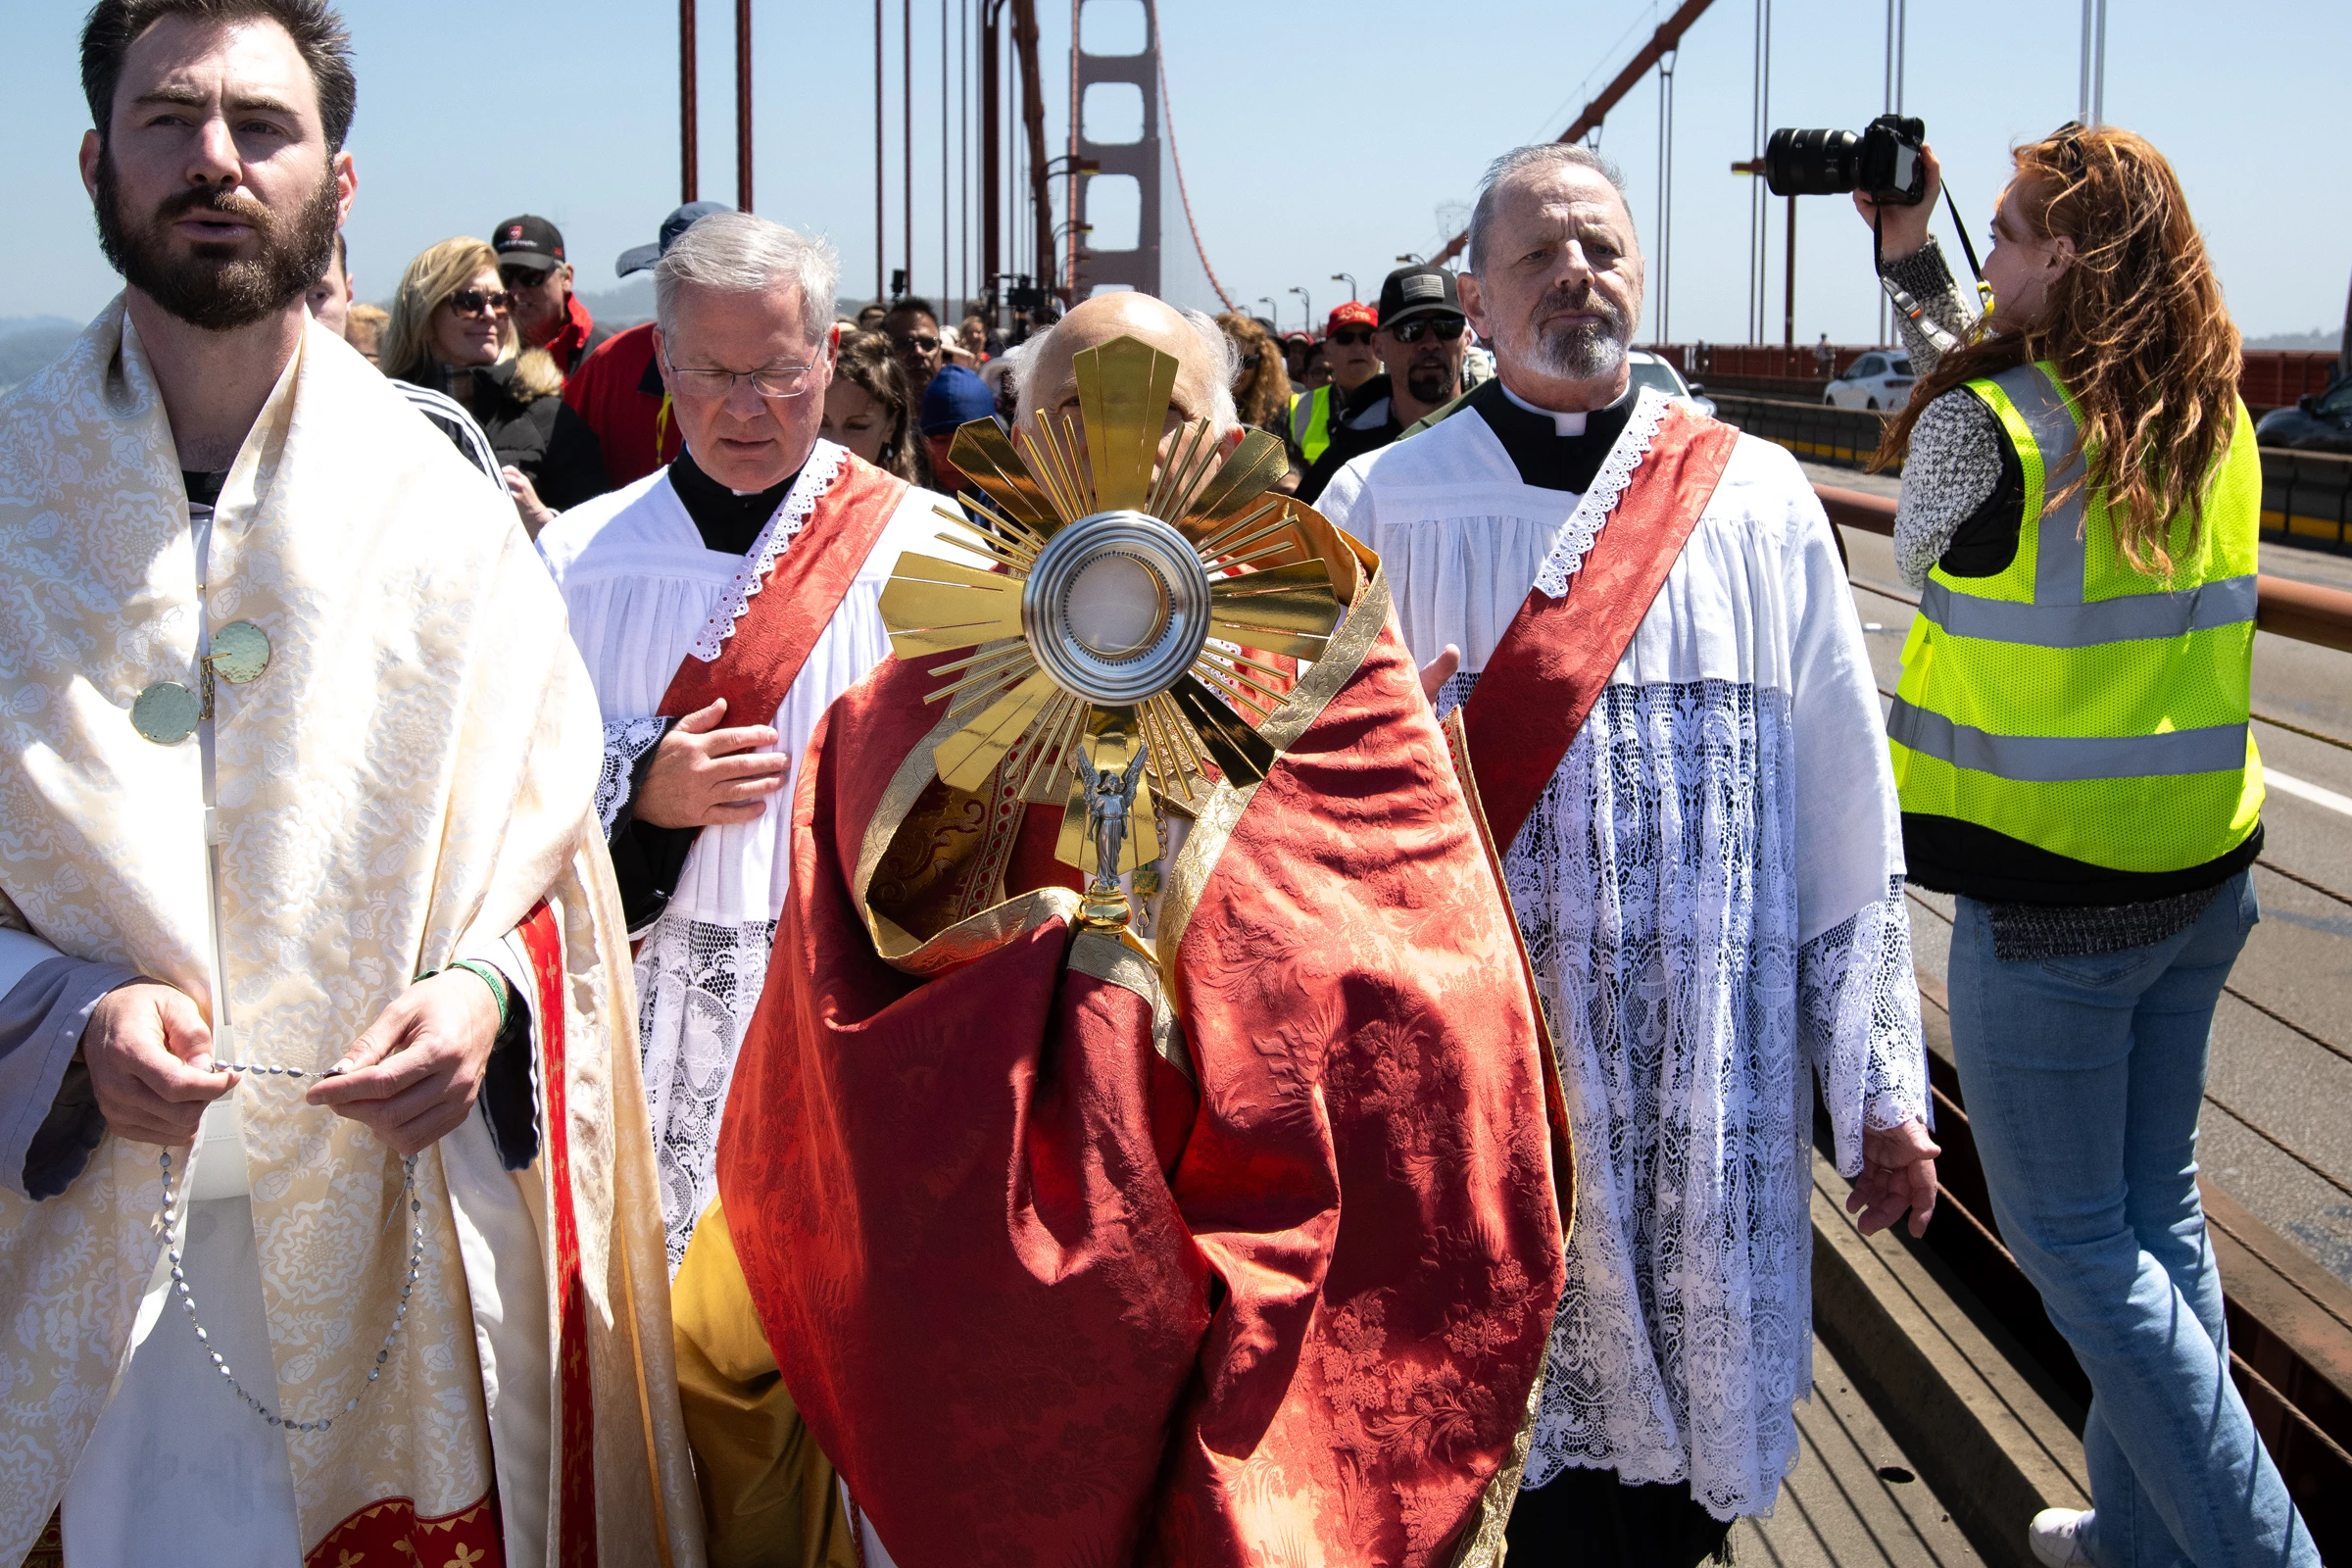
[492,214,609,377]
[564,201,728,486]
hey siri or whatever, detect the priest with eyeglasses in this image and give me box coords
[537,214,951,1287]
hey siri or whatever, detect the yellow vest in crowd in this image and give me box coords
[1886,361,2265,872]
[1290,384,1337,463]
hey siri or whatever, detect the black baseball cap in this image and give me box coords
[616,201,733,277]
[1377,264,1462,328]
[492,215,565,272]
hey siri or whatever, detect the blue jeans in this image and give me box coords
[1946,871,2317,1568]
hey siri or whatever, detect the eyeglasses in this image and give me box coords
[1386,315,1467,344]
[662,353,825,401]
[891,332,942,354]
[499,265,555,290]
[1328,327,1374,347]
[447,289,514,318]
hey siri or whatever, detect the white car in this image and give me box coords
[1824,350,1916,411]
[1627,350,1717,418]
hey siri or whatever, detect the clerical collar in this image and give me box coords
[1472,379,1641,494]
[669,448,801,557]
[1496,381,1584,436]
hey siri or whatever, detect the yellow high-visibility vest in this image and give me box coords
[1887,360,2265,872]
[1290,384,1337,463]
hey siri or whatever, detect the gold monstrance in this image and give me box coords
[877,335,1350,932]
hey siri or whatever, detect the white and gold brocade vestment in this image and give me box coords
[0,303,702,1567]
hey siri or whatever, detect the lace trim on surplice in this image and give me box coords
[685,440,851,662]
[1529,387,1672,598]
[633,910,778,1272]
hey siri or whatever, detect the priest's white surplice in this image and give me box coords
[540,446,943,1268]
[1319,391,1929,1519]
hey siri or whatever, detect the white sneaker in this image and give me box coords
[2030,1507,2094,1567]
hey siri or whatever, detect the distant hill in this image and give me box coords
[2246,328,2342,354]
[0,317,81,391]
[575,279,655,330]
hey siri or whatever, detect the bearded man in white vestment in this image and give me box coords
[0,5,699,1565]
[537,213,946,1271]
[1317,143,1942,1560]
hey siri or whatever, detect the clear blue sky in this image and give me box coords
[4,0,2345,347]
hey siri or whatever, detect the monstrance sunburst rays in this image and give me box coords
[877,334,1349,897]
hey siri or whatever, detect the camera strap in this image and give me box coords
[1943,187,1990,293]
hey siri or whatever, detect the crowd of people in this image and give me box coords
[305,198,1534,544]
[0,2,2320,1567]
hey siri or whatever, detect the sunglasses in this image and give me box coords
[499,265,555,289]
[1387,315,1467,344]
[1328,327,1375,347]
[2048,120,2089,179]
[447,288,514,318]
[892,332,942,353]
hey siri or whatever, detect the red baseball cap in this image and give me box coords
[1325,301,1377,334]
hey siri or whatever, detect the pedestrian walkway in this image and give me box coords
[1738,1338,1984,1566]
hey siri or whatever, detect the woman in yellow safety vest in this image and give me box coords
[1861,125,2315,1567]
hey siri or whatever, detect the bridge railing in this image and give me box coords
[1721,391,2352,558]
[1661,347,2341,413]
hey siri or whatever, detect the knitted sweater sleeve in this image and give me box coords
[1881,239,2009,588]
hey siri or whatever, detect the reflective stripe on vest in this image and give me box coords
[1915,572,2258,647]
[1291,384,1335,463]
[1887,360,2265,873]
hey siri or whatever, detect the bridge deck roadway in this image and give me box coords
[1810,461,2352,1290]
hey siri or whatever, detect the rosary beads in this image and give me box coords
[157,1058,427,1435]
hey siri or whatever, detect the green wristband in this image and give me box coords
[442,959,513,1031]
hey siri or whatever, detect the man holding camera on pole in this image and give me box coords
[1854,123,2315,1567]
[1318,143,1936,1565]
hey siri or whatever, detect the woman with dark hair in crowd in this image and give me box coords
[819,329,927,484]
[1864,125,2313,1567]
[1215,311,1293,434]
[383,236,609,533]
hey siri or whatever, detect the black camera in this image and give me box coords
[1764,115,1928,205]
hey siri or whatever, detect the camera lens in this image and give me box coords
[1764,127,1864,197]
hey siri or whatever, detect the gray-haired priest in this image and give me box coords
[537,212,947,1273]
[0,3,697,1565]
[1317,143,1940,1560]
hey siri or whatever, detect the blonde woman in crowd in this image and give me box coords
[384,236,609,533]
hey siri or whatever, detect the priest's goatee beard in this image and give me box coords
[1515,283,1634,382]
[94,155,340,333]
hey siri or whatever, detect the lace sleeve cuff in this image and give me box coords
[598,716,673,839]
[1798,876,1930,1178]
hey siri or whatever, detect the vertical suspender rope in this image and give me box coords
[734,0,752,213]
[680,0,698,203]
[903,0,913,294]
[1654,52,1674,345]
[875,0,886,302]
[1139,0,1237,313]
[931,0,941,303]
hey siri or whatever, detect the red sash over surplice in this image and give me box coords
[657,454,911,722]
[1456,403,1741,848]
[716,612,1568,1566]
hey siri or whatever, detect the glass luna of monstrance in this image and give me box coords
[877,334,1349,932]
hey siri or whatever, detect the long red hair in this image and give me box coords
[1877,124,2240,577]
